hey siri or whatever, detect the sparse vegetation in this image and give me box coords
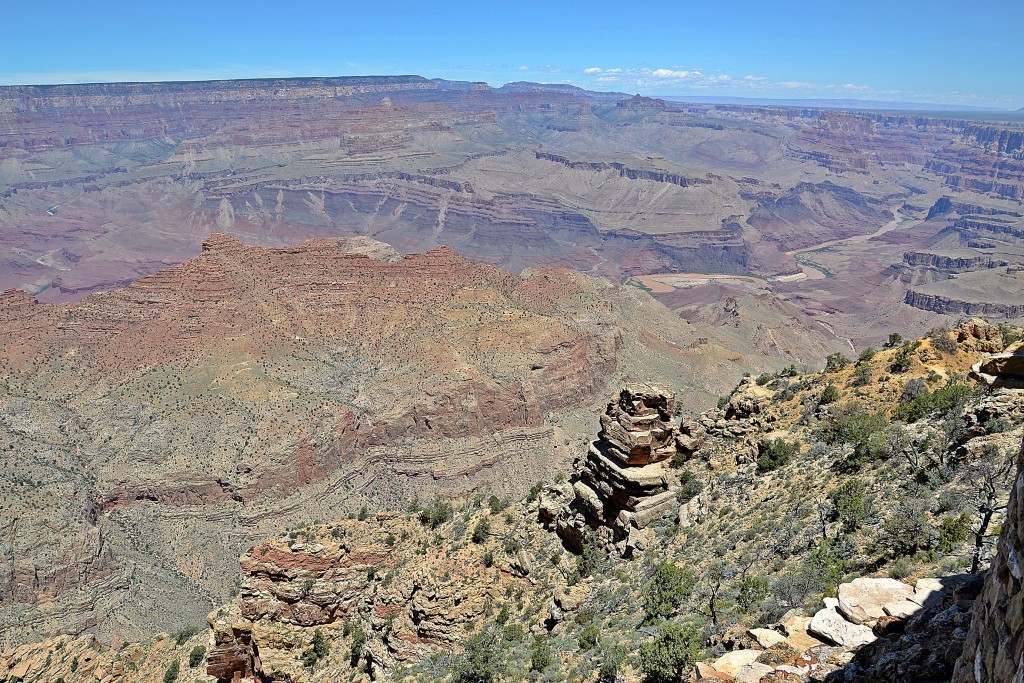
[301,628,331,669]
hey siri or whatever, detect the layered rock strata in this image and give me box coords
[541,384,682,555]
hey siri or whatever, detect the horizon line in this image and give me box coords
[0,73,1019,113]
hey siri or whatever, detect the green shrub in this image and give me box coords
[884,333,904,348]
[829,479,868,533]
[526,481,544,503]
[348,627,365,666]
[735,575,769,614]
[643,562,696,621]
[756,372,775,386]
[452,627,506,683]
[807,541,846,597]
[938,512,972,552]
[889,341,921,373]
[598,644,627,683]
[930,330,958,355]
[419,498,453,528]
[888,556,913,580]
[819,384,840,406]
[676,471,704,503]
[163,660,180,683]
[820,404,889,468]
[301,628,331,669]
[894,381,975,423]
[482,549,495,567]
[849,363,872,387]
[471,518,490,544]
[579,623,600,650]
[883,500,932,557]
[487,495,503,515]
[825,353,850,373]
[637,622,701,683]
[188,645,206,668]
[757,438,800,474]
[529,635,554,672]
[999,324,1021,349]
[857,347,877,363]
[172,625,202,646]
[502,622,525,642]
[577,529,605,579]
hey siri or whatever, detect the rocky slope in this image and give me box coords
[5,320,1020,682]
[0,234,810,647]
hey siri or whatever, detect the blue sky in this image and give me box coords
[1,1,1021,108]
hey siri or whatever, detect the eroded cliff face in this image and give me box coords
[954,350,1024,682]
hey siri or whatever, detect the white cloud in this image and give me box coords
[651,68,693,79]
[518,65,529,71]
[583,67,602,74]
[743,75,766,81]
[777,80,815,88]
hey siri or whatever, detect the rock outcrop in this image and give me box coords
[205,511,557,682]
[540,384,684,555]
[970,343,1024,389]
[953,347,1024,682]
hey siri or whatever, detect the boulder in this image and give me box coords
[712,650,763,676]
[781,614,825,650]
[809,606,877,648]
[837,577,914,625]
[882,599,921,619]
[747,628,787,649]
[696,662,736,680]
[910,577,947,608]
[735,662,774,683]
[970,348,1024,388]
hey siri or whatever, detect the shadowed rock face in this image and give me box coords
[955,348,1024,682]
